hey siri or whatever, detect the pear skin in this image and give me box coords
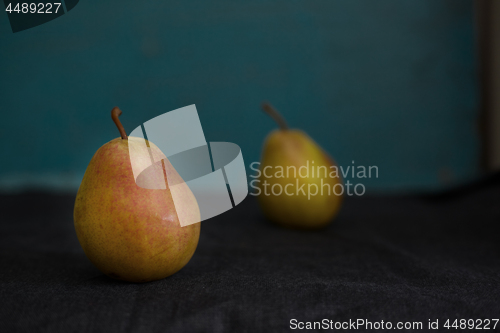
[257,104,342,229]
[74,108,200,283]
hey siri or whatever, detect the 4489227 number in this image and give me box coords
[5,3,62,14]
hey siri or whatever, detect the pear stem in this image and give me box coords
[261,102,288,130]
[111,107,128,140]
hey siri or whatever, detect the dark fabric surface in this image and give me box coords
[1,174,499,333]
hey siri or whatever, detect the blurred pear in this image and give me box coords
[257,103,343,229]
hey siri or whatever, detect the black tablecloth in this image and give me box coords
[1,174,499,332]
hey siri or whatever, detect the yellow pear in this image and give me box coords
[74,107,200,283]
[257,103,343,229]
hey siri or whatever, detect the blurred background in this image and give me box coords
[0,0,498,193]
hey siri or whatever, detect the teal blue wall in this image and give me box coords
[0,0,479,192]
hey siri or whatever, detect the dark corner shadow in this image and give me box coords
[417,171,500,203]
[0,249,170,288]
[0,250,102,287]
[78,274,136,286]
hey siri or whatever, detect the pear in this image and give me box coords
[257,103,343,229]
[74,107,200,283]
